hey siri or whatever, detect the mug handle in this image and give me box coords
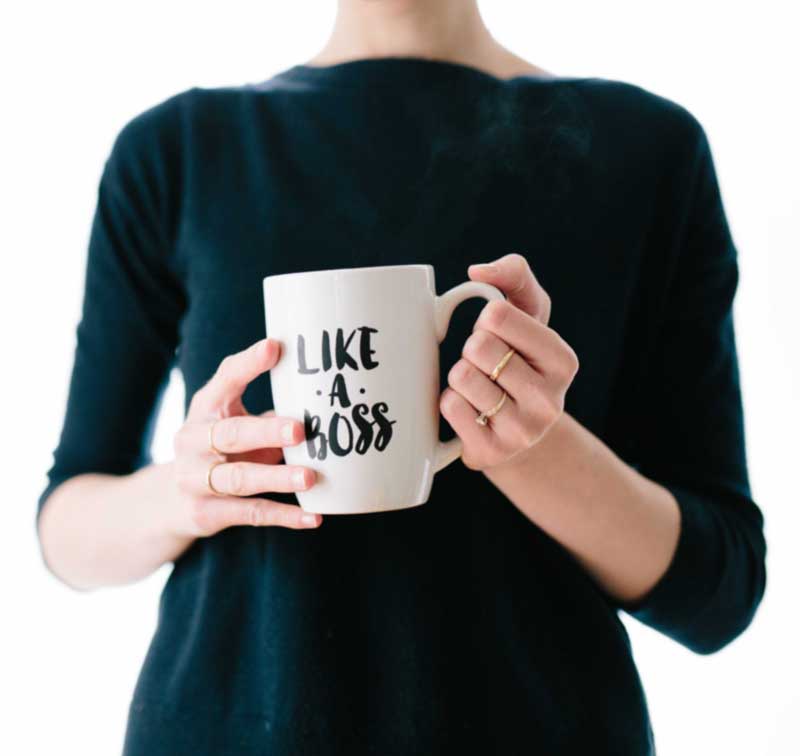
[433,280,505,473]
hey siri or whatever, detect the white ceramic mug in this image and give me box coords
[263,264,503,514]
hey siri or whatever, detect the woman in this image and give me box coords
[37,0,766,753]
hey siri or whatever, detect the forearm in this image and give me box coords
[484,412,681,604]
[37,462,192,591]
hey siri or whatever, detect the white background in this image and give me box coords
[2,1,798,754]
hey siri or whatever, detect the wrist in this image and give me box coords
[134,462,194,559]
[482,411,570,480]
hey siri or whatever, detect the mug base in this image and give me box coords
[299,498,428,515]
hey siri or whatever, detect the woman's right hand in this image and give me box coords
[169,337,321,538]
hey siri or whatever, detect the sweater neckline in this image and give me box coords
[272,56,558,89]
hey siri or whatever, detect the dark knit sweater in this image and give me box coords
[39,57,766,755]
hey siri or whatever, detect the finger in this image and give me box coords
[439,387,503,468]
[191,496,322,532]
[207,461,316,497]
[191,338,281,415]
[205,415,304,454]
[447,358,521,440]
[243,407,284,458]
[233,412,286,463]
[461,329,544,399]
[468,252,551,323]
[473,299,571,381]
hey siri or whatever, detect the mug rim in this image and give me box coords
[263,263,434,284]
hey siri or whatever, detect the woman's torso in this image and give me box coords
[122,58,691,755]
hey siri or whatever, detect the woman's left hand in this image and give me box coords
[441,253,580,471]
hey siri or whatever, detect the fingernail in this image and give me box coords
[281,422,296,443]
[293,470,308,489]
[262,338,280,357]
[469,262,498,273]
[301,513,319,527]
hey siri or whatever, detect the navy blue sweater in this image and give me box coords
[39,58,766,755]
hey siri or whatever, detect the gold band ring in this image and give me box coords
[489,349,515,382]
[475,390,508,426]
[208,419,225,457]
[206,459,226,496]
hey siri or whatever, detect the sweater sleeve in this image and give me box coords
[619,114,767,654]
[37,94,187,525]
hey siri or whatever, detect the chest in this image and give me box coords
[173,136,648,438]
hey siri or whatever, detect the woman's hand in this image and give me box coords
[170,338,322,536]
[37,337,320,591]
[440,253,579,471]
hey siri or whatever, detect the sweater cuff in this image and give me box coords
[619,482,723,653]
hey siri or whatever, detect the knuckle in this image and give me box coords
[567,346,580,377]
[508,254,532,288]
[227,462,247,496]
[463,329,492,362]
[482,299,511,330]
[538,293,553,323]
[277,508,297,529]
[260,504,290,529]
[442,387,466,419]
[216,417,240,449]
[507,252,530,272]
[440,388,457,416]
[246,501,262,527]
[448,359,472,387]
[550,362,569,385]
[553,338,579,382]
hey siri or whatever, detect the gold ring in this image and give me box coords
[206,459,226,496]
[475,390,508,426]
[208,419,225,457]
[489,349,515,382]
